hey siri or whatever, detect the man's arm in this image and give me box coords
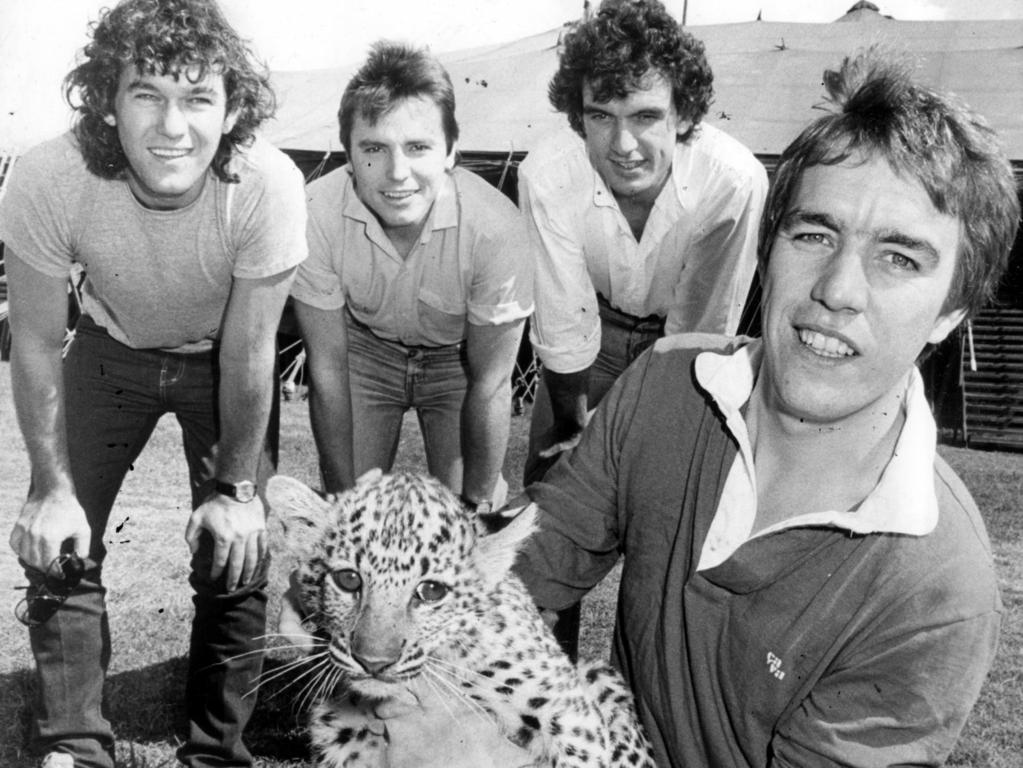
[460,319,525,503]
[770,609,999,767]
[292,299,354,494]
[667,164,768,336]
[184,267,296,590]
[6,250,91,570]
[518,170,599,458]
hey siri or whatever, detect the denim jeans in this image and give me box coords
[346,314,468,491]
[25,315,275,768]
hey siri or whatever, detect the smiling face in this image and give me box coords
[581,71,689,206]
[105,65,237,210]
[347,96,455,243]
[759,155,966,427]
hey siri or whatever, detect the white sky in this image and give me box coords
[2,0,1023,152]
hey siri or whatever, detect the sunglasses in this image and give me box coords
[14,553,86,627]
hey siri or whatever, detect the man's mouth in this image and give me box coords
[798,328,856,358]
[610,158,645,172]
[381,190,417,201]
[149,148,191,159]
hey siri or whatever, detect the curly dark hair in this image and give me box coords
[338,41,459,155]
[64,0,276,183]
[549,0,713,141]
[760,48,1020,318]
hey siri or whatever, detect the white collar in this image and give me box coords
[694,339,939,537]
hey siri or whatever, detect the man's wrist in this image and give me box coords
[459,493,493,517]
[214,479,258,503]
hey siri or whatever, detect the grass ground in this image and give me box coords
[0,365,1020,766]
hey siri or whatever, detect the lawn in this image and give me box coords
[0,363,1020,767]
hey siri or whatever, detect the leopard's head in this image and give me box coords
[267,471,535,700]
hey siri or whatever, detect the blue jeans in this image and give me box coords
[346,314,468,491]
[25,315,275,768]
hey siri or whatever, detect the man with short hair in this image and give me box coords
[520,0,768,484]
[0,1,306,766]
[291,42,532,511]
[514,50,1018,767]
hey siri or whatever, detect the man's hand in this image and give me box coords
[370,683,539,768]
[185,493,266,590]
[9,490,91,572]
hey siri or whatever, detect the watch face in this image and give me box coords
[218,480,257,503]
[233,481,257,503]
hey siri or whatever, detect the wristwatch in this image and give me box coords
[215,479,258,503]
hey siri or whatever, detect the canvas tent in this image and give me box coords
[265,3,1023,449]
[2,3,1022,444]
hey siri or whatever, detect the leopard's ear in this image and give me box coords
[474,503,538,590]
[266,474,335,557]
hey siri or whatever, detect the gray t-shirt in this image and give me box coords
[0,132,307,352]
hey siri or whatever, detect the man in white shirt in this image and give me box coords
[519,0,767,655]
[520,0,767,488]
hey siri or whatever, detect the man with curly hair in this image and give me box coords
[515,48,1018,766]
[0,1,306,766]
[519,0,767,655]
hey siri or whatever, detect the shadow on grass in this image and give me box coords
[2,655,313,765]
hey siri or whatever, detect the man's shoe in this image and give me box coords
[41,753,75,768]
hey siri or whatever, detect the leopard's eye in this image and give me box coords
[414,580,448,603]
[330,569,362,593]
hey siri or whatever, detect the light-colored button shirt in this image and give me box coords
[519,124,767,373]
[694,339,940,570]
[292,166,533,347]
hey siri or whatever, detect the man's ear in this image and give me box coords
[222,108,239,135]
[674,116,693,139]
[445,140,458,171]
[928,307,967,346]
[103,113,117,127]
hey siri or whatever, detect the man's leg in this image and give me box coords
[412,346,469,493]
[346,320,411,477]
[170,349,274,768]
[28,320,163,768]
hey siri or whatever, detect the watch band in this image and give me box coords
[215,479,257,503]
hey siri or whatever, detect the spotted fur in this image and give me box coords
[267,470,655,768]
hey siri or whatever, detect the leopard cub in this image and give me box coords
[267,470,655,768]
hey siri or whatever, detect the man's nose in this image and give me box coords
[157,102,188,138]
[610,121,639,155]
[387,150,410,180]
[810,246,870,314]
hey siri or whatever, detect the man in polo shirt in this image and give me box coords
[290,42,532,510]
[520,0,767,486]
[513,50,1018,766]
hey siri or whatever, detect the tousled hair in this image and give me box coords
[549,0,713,141]
[761,48,1020,317]
[338,41,459,154]
[64,0,275,183]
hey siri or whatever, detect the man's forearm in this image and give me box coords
[215,346,275,482]
[460,379,512,502]
[544,367,591,440]
[10,341,75,496]
[307,371,354,493]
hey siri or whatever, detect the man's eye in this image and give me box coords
[792,232,830,246]
[887,252,919,271]
[330,569,362,593]
[414,580,448,603]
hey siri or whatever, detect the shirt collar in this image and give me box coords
[694,339,939,536]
